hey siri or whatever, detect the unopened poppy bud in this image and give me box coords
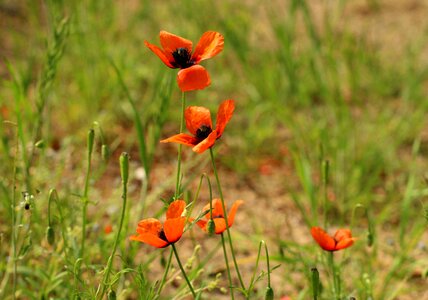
[35,139,45,148]
[46,226,55,245]
[265,287,274,300]
[207,219,216,235]
[120,152,129,185]
[101,144,110,162]
[87,129,95,156]
[107,290,116,300]
[311,267,320,299]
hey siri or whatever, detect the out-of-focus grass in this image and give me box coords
[1,0,427,299]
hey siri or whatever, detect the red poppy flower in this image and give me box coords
[161,100,235,153]
[130,200,186,248]
[194,199,243,234]
[311,227,356,251]
[145,31,224,92]
[104,224,113,234]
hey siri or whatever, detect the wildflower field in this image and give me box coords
[1,1,428,299]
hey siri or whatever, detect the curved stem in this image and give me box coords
[209,148,246,291]
[221,233,235,300]
[171,244,196,298]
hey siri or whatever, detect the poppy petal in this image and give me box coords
[216,100,235,137]
[195,219,207,230]
[160,133,198,147]
[211,199,224,218]
[136,218,162,235]
[164,217,186,244]
[166,200,186,219]
[335,237,356,250]
[185,105,213,136]
[213,218,227,234]
[144,41,175,68]
[192,130,217,153]
[227,200,244,227]
[177,65,211,92]
[333,229,352,242]
[311,227,336,251]
[130,233,169,248]
[159,30,193,64]
[191,31,224,63]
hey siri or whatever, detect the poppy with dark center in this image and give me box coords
[311,227,356,251]
[145,30,224,92]
[130,200,186,248]
[161,100,235,153]
[193,199,244,234]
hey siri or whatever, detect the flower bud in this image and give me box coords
[35,139,45,149]
[46,226,55,246]
[207,219,216,235]
[101,144,110,162]
[120,152,129,185]
[265,287,274,300]
[107,290,116,300]
[87,129,95,156]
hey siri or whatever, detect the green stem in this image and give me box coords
[171,244,196,298]
[156,92,186,297]
[221,233,235,300]
[80,129,94,259]
[175,92,186,200]
[97,153,129,299]
[12,128,18,300]
[155,249,174,298]
[328,252,340,300]
[209,148,246,291]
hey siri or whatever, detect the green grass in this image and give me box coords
[1,1,427,299]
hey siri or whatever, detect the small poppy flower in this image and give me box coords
[194,199,244,234]
[145,30,224,91]
[130,200,186,248]
[161,100,235,153]
[311,227,356,251]
[104,224,113,234]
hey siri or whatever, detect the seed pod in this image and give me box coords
[265,287,274,300]
[46,226,55,246]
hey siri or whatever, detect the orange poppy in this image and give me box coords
[130,200,186,248]
[311,227,356,251]
[194,199,243,234]
[145,31,224,92]
[161,100,235,153]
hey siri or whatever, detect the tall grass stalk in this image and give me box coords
[28,17,69,191]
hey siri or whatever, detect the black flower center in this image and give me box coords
[172,47,193,69]
[158,229,168,243]
[196,125,212,140]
